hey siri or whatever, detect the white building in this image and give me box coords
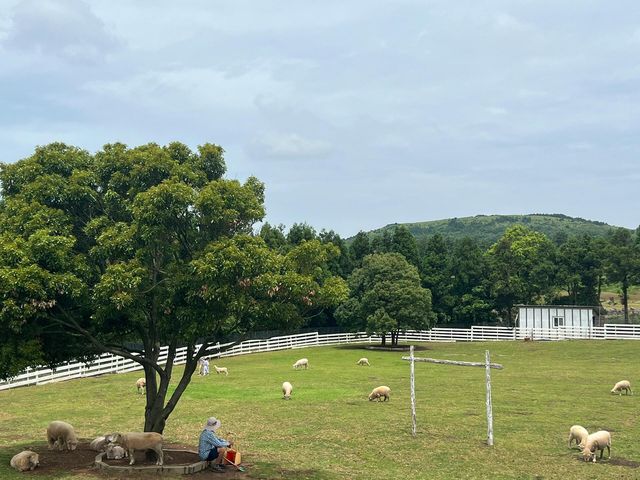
[516,305,597,330]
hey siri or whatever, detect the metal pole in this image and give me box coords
[485,350,494,446]
[410,345,417,437]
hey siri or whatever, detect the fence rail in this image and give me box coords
[2,324,639,391]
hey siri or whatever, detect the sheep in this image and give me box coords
[106,443,128,459]
[610,380,632,395]
[10,451,39,472]
[136,377,146,394]
[110,432,163,466]
[213,365,229,376]
[568,425,589,449]
[282,381,293,400]
[47,420,78,451]
[89,435,112,452]
[368,385,391,402]
[293,358,309,369]
[581,430,611,462]
[356,357,370,366]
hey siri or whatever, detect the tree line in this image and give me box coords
[259,220,640,336]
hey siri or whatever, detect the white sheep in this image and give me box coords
[106,443,128,459]
[110,432,163,466]
[282,381,293,400]
[356,357,370,366]
[610,380,632,395]
[89,435,112,452]
[581,430,611,462]
[10,451,39,472]
[47,421,78,451]
[213,365,229,376]
[293,358,309,369]
[368,385,391,402]
[136,377,146,394]
[568,425,589,449]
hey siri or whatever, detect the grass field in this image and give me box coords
[1,341,640,479]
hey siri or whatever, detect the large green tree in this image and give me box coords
[486,225,556,325]
[335,253,434,345]
[604,228,640,323]
[0,142,347,433]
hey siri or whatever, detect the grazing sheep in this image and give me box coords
[10,451,39,472]
[568,425,589,449]
[282,381,293,400]
[106,443,128,459]
[136,377,146,394]
[110,432,163,466]
[213,365,229,376]
[89,435,112,452]
[610,380,632,395]
[47,421,78,451]
[368,385,391,402]
[356,358,370,366]
[582,431,611,462]
[293,358,309,369]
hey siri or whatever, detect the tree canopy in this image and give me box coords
[0,142,348,433]
[335,253,434,345]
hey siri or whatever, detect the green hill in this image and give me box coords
[364,214,628,245]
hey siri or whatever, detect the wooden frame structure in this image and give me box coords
[401,346,503,445]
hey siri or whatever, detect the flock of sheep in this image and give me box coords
[566,380,633,463]
[8,354,634,472]
[10,420,164,472]
[280,356,389,402]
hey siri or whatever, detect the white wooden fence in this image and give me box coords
[2,324,639,391]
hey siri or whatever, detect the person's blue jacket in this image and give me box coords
[198,429,230,460]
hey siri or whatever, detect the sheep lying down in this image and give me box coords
[10,451,39,472]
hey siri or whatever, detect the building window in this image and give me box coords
[552,316,565,327]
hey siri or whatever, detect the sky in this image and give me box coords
[0,0,639,237]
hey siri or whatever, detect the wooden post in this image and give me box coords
[410,345,417,437]
[485,350,494,446]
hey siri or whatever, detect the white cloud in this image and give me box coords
[2,0,120,63]
[251,132,332,159]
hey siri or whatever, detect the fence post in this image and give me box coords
[485,350,494,446]
[410,345,417,437]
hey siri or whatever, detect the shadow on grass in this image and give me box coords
[248,462,336,480]
[334,343,431,351]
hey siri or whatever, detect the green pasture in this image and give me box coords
[1,340,640,479]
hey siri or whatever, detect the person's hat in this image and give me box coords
[204,417,221,431]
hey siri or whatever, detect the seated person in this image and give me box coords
[198,417,233,471]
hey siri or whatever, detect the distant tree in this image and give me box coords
[420,234,454,323]
[371,230,392,254]
[349,231,371,266]
[287,222,317,245]
[319,229,353,277]
[555,235,601,305]
[335,253,434,345]
[259,222,287,251]
[486,225,556,325]
[0,142,348,434]
[390,226,420,267]
[449,237,494,325]
[604,228,640,323]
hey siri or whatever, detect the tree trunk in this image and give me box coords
[142,342,198,434]
[622,279,629,324]
[380,333,386,346]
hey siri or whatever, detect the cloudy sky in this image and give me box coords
[1,0,638,237]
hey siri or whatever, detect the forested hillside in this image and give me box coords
[363,214,628,246]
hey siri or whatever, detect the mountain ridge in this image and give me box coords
[355,213,631,245]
